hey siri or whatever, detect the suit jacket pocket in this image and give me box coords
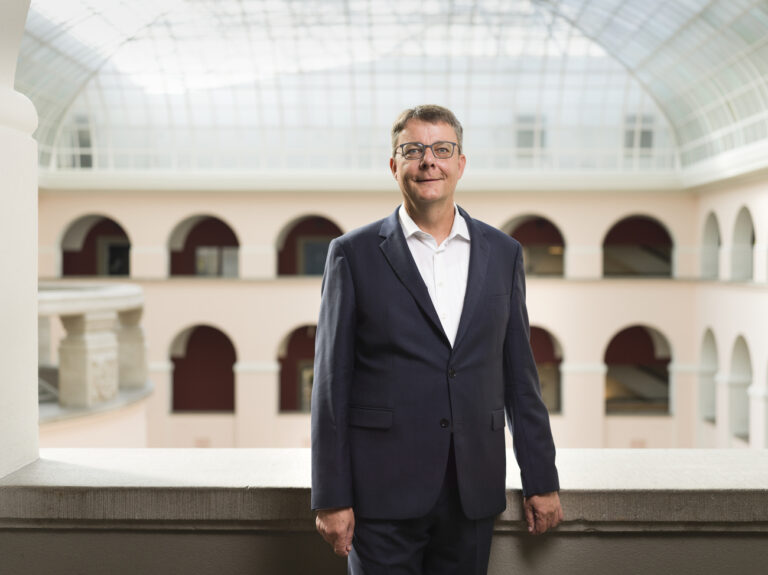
[491,408,506,431]
[349,406,393,429]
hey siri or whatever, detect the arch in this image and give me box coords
[604,324,672,414]
[170,324,237,412]
[168,214,240,277]
[277,215,343,276]
[701,212,721,280]
[503,215,565,277]
[699,329,718,423]
[60,213,131,276]
[728,335,752,442]
[731,206,755,281]
[602,215,673,277]
[278,324,317,412]
[530,326,563,413]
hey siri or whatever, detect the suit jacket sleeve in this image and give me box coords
[504,244,560,497]
[311,238,356,510]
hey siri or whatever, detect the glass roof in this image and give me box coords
[15,0,768,174]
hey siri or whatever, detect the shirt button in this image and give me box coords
[440,418,450,428]
[448,368,456,378]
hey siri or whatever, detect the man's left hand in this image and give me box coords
[523,491,563,535]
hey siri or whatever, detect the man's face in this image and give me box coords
[390,119,466,209]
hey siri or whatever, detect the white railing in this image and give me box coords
[38,282,148,408]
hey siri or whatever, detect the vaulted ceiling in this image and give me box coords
[15,0,768,178]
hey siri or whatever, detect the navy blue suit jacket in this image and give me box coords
[311,206,559,520]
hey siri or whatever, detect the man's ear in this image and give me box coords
[457,153,466,179]
[389,157,398,180]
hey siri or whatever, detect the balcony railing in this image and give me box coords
[0,448,765,574]
[38,282,149,420]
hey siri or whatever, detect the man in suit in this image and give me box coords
[311,105,562,574]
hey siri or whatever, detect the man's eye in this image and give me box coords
[403,145,422,157]
[434,145,451,154]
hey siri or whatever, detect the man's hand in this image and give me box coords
[523,491,563,535]
[316,507,355,557]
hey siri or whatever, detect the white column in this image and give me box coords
[58,312,119,407]
[753,241,767,284]
[117,308,149,388]
[559,362,606,447]
[564,245,601,279]
[673,245,698,280]
[748,383,767,449]
[234,361,280,446]
[130,245,167,278]
[0,0,38,478]
[240,244,276,279]
[715,372,730,447]
[146,361,173,447]
[718,242,731,282]
[668,362,698,447]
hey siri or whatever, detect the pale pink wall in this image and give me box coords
[37,182,768,450]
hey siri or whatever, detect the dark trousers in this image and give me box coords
[347,439,495,575]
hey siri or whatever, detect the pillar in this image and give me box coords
[240,244,276,279]
[564,245,601,279]
[559,362,606,447]
[748,386,767,449]
[58,312,120,407]
[669,363,698,447]
[117,308,149,388]
[234,361,280,446]
[130,245,168,278]
[0,0,37,478]
[715,372,730,447]
[753,241,767,284]
[146,360,173,447]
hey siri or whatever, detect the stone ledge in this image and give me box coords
[0,449,766,532]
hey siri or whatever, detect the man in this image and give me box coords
[311,105,562,574]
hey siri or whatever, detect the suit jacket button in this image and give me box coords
[440,418,450,428]
[448,368,456,378]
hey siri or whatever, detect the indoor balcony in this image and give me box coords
[0,448,765,574]
[37,282,152,445]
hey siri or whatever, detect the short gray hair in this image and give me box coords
[391,105,463,157]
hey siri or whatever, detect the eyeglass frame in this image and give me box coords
[393,141,460,160]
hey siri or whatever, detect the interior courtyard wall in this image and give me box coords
[36,187,723,448]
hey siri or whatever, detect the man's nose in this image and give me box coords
[420,146,437,166]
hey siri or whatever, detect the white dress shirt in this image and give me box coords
[398,204,471,347]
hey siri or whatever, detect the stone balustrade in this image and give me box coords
[38,282,148,408]
[0,448,765,574]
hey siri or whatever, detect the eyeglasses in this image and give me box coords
[394,141,458,160]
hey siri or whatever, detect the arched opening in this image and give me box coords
[701,212,721,279]
[169,215,239,277]
[277,216,343,276]
[731,207,755,281]
[61,215,130,276]
[728,336,752,442]
[170,325,236,412]
[505,216,565,276]
[278,325,316,412]
[530,326,563,413]
[604,325,671,414]
[699,329,718,423]
[603,215,673,277]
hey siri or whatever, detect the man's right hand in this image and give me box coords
[316,507,355,557]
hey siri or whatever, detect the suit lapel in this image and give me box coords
[379,209,449,345]
[452,207,490,353]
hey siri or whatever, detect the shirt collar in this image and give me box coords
[398,204,470,242]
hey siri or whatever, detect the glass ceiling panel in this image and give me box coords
[16,0,768,174]
[39,0,675,173]
[538,0,768,166]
